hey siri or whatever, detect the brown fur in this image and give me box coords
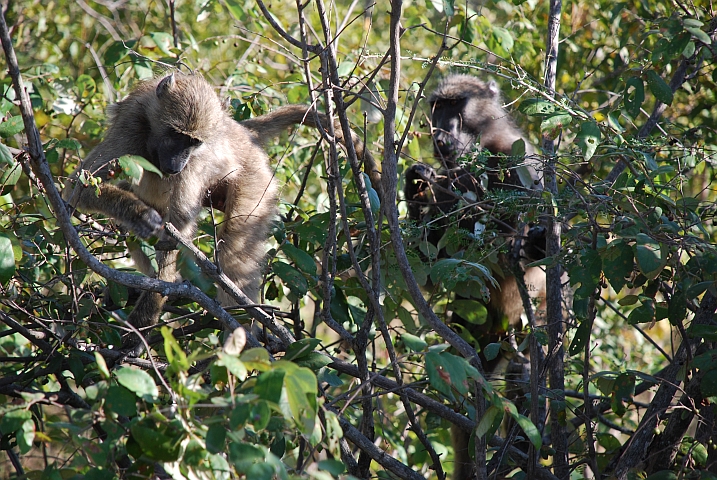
[64,74,277,349]
[64,73,377,350]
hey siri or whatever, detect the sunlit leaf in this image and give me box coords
[0,233,15,284]
[575,121,601,161]
[115,367,159,401]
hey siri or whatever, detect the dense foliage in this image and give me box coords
[0,0,716,479]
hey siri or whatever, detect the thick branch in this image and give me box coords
[163,223,295,347]
[542,1,568,478]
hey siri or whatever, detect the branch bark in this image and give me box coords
[542,0,567,478]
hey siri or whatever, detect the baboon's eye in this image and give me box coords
[188,137,202,147]
[449,99,457,106]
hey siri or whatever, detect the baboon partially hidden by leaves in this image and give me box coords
[64,72,379,352]
[404,74,546,479]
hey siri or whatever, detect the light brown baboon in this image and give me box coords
[404,74,545,479]
[64,72,379,352]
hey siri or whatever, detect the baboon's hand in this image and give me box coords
[133,208,163,239]
[407,163,437,195]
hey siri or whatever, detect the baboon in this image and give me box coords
[406,73,545,328]
[64,72,379,352]
[404,74,546,479]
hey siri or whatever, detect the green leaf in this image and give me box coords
[450,299,488,325]
[281,243,317,276]
[104,40,134,65]
[512,413,542,451]
[596,432,622,452]
[570,249,602,298]
[115,367,159,401]
[206,424,226,454]
[492,27,514,52]
[0,233,15,284]
[0,409,31,435]
[0,116,24,138]
[623,77,644,118]
[633,233,667,280]
[426,351,470,398]
[568,318,592,356]
[482,342,502,362]
[443,0,455,16]
[283,337,321,362]
[76,74,96,98]
[0,159,21,196]
[611,372,635,416]
[518,98,557,116]
[475,405,503,439]
[254,369,285,403]
[251,401,271,431]
[272,261,308,297]
[685,26,712,45]
[68,353,85,384]
[94,352,111,379]
[130,424,183,461]
[105,385,138,417]
[217,352,248,380]
[645,70,673,105]
[149,32,175,56]
[118,154,163,180]
[17,419,35,454]
[540,111,572,133]
[337,61,354,77]
[132,56,154,80]
[575,121,601,161]
[628,298,655,324]
[282,366,318,434]
[319,459,346,476]
[229,443,265,473]
[401,332,427,352]
[602,240,634,293]
[240,347,272,371]
[296,352,333,370]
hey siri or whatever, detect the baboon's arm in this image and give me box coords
[63,142,163,239]
[240,105,383,201]
[65,181,163,239]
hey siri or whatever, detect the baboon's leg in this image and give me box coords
[122,249,179,352]
[216,167,277,303]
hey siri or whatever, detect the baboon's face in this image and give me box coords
[148,128,203,175]
[430,96,476,167]
[147,73,218,176]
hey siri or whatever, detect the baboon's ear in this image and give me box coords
[156,73,176,98]
[487,80,500,98]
